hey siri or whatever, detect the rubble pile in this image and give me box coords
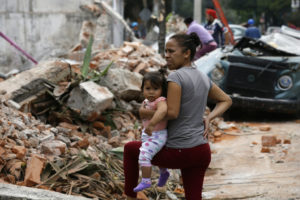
[69,41,167,75]
[0,94,137,199]
[0,87,232,199]
[0,91,192,199]
[166,14,187,34]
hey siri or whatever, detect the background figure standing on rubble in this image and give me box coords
[130,22,142,39]
[245,18,261,39]
[184,17,217,60]
[204,8,229,47]
[123,33,232,200]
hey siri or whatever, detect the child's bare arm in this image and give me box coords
[139,106,155,119]
[144,101,167,135]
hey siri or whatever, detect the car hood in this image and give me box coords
[260,32,300,56]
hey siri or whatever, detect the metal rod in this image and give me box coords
[0,31,38,65]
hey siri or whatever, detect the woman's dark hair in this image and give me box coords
[141,68,168,97]
[170,33,201,60]
[184,17,193,25]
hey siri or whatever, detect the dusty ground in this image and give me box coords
[203,119,300,200]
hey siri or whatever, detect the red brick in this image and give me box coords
[262,136,277,147]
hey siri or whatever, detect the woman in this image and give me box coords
[123,33,232,200]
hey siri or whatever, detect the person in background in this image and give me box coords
[205,8,229,47]
[130,21,142,39]
[245,18,261,39]
[184,17,217,60]
[123,32,232,200]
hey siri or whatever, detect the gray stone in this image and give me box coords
[5,100,21,110]
[57,135,71,145]
[98,68,142,101]
[56,126,71,134]
[0,183,90,200]
[21,129,39,138]
[22,114,31,125]
[39,131,55,143]
[117,99,133,111]
[28,137,39,148]
[16,139,25,146]
[50,127,59,135]
[18,131,28,140]
[12,119,26,131]
[111,129,120,137]
[67,81,114,120]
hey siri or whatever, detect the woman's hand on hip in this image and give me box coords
[203,117,210,139]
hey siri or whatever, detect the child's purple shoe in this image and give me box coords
[157,171,170,187]
[133,181,151,192]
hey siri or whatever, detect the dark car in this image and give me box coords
[195,36,300,115]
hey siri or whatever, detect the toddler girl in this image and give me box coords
[133,70,170,192]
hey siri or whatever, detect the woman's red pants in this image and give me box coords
[123,141,211,200]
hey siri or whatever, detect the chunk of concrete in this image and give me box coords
[0,183,90,200]
[40,140,67,156]
[0,60,71,101]
[99,68,142,101]
[67,81,114,121]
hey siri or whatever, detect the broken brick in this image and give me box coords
[213,131,222,137]
[11,146,26,159]
[259,125,271,131]
[93,121,105,129]
[24,155,46,186]
[59,122,80,130]
[262,136,277,147]
[261,147,271,153]
[76,137,90,149]
[283,139,291,144]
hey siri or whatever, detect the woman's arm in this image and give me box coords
[166,82,181,120]
[144,101,167,135]
[204,83,232,137]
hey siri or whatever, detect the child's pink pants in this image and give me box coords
[123,141,211,200]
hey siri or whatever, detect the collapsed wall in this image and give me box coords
[0,0,114,74]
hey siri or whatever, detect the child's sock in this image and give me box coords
[133,178,151,192]
[157,169,170,187]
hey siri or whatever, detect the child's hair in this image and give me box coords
[141,68,167,98]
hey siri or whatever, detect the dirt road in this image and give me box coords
[203,120,300,200]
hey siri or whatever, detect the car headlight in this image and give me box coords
[277,75,293,90]
[210,65,225,81]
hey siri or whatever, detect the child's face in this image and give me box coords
[143,80,162,102]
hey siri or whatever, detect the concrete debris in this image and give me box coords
[0,182,90,200]
[262,135,278,147]
[0,60,71,102]
[67,81,114,120]
[0,93,140,199]
[98,68,143,101]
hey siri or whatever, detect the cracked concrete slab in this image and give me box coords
[0,183,91,200]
